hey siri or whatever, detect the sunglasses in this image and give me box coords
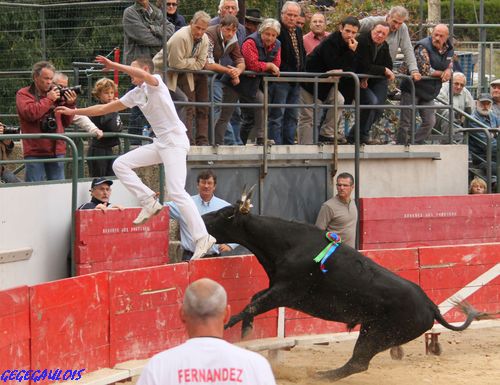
[166,2,177,6]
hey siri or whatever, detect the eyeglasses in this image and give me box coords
[166,2,177,6]
[453,82,465,87]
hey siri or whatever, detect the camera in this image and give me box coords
[41,112,57,132]
[2,126,20,135]
[54,85,82,103]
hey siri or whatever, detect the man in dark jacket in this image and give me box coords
[78,178,123,211]
[398,24,453,144]
[346,21,394,145]
[298,16,360,144]
[268,1,306,145]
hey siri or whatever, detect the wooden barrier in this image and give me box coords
[359,194,500,250]
[109,264,188,366]
[0,286,30,373]
[30,273,109,385]
[75,208,169,275]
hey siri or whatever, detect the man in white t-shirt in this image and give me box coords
[56,55,216,259]
[137,278,277,385]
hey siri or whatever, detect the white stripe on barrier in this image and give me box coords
[438,263,500,315]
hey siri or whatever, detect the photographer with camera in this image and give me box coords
[0,122,22,183]
[16,61,75,182]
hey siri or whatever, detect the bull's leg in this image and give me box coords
[317,323,404,381]
[225,284,291,338]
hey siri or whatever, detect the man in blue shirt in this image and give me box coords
[167,170,238,260]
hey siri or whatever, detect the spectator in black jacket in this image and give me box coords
[157,0,186,31]
[78,178,123,211]
[88,78,123,177]
[298,16,360,144]
[346,21,394,145]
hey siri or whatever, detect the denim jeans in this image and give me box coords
[268,82,300,144]
[1,169,21,183]
[25,155,65,181]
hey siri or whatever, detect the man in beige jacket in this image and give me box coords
[154,11,210,145]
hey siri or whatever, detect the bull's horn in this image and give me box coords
[246,184,256,201]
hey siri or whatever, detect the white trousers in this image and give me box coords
[112,134,208,242]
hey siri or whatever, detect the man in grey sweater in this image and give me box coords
[359,6,421,82]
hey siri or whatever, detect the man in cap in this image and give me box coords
[78,177,123,211]
[469,93,499,177]
[490,78,500,120]
[244,8,263,36]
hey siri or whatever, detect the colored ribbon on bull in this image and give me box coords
[313,232,341,273]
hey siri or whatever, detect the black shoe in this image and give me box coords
[318,135,348,144]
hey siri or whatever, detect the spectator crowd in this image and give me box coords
[1,0,497,185]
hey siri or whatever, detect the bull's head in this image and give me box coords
[202,185,255,244]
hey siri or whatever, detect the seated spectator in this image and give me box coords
[78,177,123,211]
[205,15,245,145]
[239,18,282,145]
[158,0,186,31]
[16,61,75,182]
[491,79,500,120]
[0,122,22,183]
[244,8,264,36]
[157,11,210,145]
[346,22,394,145]
[398,24,453,145]
[87,78,123,177]
[435,72,474,140]
[469,93,499,176]
[469,177,487,194]
[298,16,359,145]
[303,12,330,55]
[166,170,238,260]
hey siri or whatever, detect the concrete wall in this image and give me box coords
[0,144,469,290]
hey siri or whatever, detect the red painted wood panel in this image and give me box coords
[108,264,188,366]
[419,243,500,267]
[30,273,109,384]
[75,208,169,274]
[359,195,500,249]
[188,256,277,342]
[0,286,30,372]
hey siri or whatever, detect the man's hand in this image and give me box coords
[63,89,78,105]
[218,244,232,253]
[266,63,280,77]
[384,67,395,81]
[411,71,422,81]
[55,106,76,116]
[0,123,4,134]
[95,55,116,71]
[226,65,241,79]
[348,37,358,52]
[47,87,60,102]
[441,68,452,83]
[95,129,104,139]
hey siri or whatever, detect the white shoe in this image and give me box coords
[133,197,163,226]
[191,235,217,260]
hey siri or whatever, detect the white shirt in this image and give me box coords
[120,74,186,141]
[137,337,276,385]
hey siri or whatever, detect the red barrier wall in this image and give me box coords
[359,195,500,250]
[189,256,277,342]
[109,264,188,366]
[419,243,500,323]
[75,208,169,275]
[30,273,109,384]
[0,286,30,373]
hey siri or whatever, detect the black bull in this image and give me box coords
[202,200,487,381]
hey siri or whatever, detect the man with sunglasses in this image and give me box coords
[158,0,186,31]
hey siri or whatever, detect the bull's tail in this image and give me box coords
[434,299,492,331]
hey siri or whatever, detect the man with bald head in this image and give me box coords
[136,278,277,385]
[398,24,454,144]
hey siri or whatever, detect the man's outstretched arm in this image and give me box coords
[95,55,159,87]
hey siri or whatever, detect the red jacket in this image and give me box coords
[16,84,74,157]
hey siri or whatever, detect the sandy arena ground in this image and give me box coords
[272,326,500,385]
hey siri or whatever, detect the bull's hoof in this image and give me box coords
[390,346,404,360]
[315,369,342,381]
